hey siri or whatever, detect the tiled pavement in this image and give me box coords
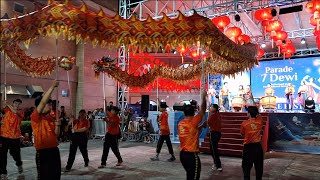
[5,139,320,180]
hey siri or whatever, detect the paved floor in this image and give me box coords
[5,139,320,180]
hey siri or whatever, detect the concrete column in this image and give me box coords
[75,42,84,114]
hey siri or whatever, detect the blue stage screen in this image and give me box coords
[251,57,320,111]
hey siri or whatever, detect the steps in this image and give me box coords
[200,112,269,157]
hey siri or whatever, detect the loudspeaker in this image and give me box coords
[279,5,302,15]
[14,2,25,14]
[141,95,149,116]
[26,85,44,98]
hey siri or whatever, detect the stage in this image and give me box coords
[143,111,320,156]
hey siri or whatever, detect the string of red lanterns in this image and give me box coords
[130,78,200,92]
[306,0,320,50]
[254,8,296,59]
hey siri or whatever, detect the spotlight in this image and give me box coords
[261,43,266,48]
[271,9,277,17]
[201,51,205,55]
[235,14,241,21]
[304,96,315,112]
[301,38,306,44]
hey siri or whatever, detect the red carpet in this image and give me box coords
[200,112,269,156]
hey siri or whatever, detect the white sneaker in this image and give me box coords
[0,174,8,180]
[217,167,223,171]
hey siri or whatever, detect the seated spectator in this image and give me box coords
[97,108,105,117]
[131,111,139,121]
[128,121,137,133]
[137,119,152,143]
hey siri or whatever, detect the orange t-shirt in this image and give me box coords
[31,109,58,150]
[159,111,170,135]
[0,107,22,139]
[207,112,221,132]
[178,114,202,152]
[106,111,120,135]
[240,115,263,144]
[73,118,90,130]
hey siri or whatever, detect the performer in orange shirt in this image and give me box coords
[207,104,222,171]
[99,106,123,168]
[150,102,175,162]
[31,80,60,180]
[178,91,207,180]
[240,106,264,180]
[0,99,23,179]
[64,109,90,172]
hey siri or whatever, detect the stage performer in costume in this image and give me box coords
[31,81,61,180]
[207,85,217,105]
[99,106,123,168]
[285,83,295,111]
[238,85,246,98]
[220,82,230,111]
[150,102,176,162]
[264,83,274,96]
[0,99,24,179]
[302,76,318,101]
[207,104,222,171]
[178,91,207,180]
[64,109,90,172]
[240,106,264,180]
[297,81,308,107]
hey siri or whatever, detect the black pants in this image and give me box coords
[0,136,22,174]
[156,135,174,154]
[242,143,264,180]
[209,131,221,168]
[180,151,201,180]
[66,133,89,169]
[36,147,61,180]
[101,133,122,165]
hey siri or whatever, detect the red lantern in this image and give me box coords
[273,31,288,41]
[316,36,320,44]
[211,16,231,31]
[266,20,283,32]
[254,8,273,21]
[257,48,265,60]
[314,27,320,36]
[225,27,242,42]
[238,34,251,45]
[306,2,315,13]
[310,15,318,26]
[305,1,320,14]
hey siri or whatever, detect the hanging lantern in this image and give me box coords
[266,20,283,47]
[257,48,265,60]
[225,27,242,42]
[238,34,251,45]
[316,36,320,44]
[281,43,296,59]
[273,31,288,41]
[314,27,320,36]
[310,15,320,30]
[272,31,287,55]
[266,20,283,32]
[305,1,320,14]
[254,8,273,21]
[211,16,231,31]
